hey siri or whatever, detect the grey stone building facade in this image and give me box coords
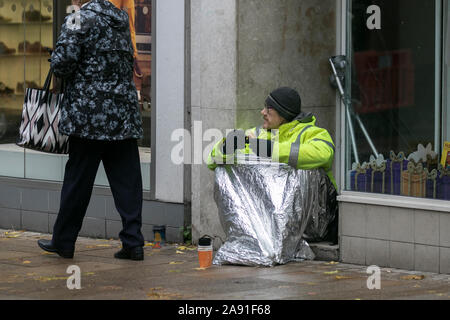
[1,0,450,274]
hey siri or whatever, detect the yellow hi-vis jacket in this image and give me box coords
[207,112,337,189]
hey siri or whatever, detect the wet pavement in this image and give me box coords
[1,228,450,300]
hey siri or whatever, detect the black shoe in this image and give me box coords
[37,239,74,259]
[22,10,52,22]
[114,246,144,261]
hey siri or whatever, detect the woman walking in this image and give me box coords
[37,0,145,260]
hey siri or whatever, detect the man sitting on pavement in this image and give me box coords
[207,86,338,244]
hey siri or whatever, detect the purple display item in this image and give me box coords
[371,169,386,194]
[367,161,386,194]
[385,151,408,195]
[358,167,372,192]
[425,169,438,199]
[350,163,369,192]
[437,168,450,200]
[350,170,357,191]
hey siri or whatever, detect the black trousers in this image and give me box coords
[52,136,145,251]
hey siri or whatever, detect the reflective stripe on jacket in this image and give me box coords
[207,112,337,189]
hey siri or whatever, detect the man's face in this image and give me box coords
[261,106,286,130]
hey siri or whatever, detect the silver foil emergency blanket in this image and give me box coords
[212,160,335,267]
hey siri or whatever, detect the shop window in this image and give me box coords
[345,0,450,200]
[0,0,53,179]
[135,0,152,191]
[0,0,152,191]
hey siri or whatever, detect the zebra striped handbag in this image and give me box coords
[16,69,69,154]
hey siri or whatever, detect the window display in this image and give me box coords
[0,0,152,190]
[346,0,450,200]
[0,0,53,178]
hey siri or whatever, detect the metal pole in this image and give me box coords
[346,105,360,164]
[354,113,379,158]
[330,58,360,164]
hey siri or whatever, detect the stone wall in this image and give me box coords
[190,0,337,245]
[236,0,337,134]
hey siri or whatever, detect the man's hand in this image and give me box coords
[246,131,257,139]
[247,138,273,158]
[222,130,246,155]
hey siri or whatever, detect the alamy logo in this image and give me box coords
[170,121,280,166]
[366,265,381,290]
[66,265,81,290]
[66,5,81,30]
[366,5,381,30]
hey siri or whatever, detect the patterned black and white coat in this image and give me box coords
[51,0,143,141]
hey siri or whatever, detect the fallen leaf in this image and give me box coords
[168,270,181,273]
[335,275,352,280]
[169,261,184,265]
[401,275,425,280]
[176,250,185,254]
[324,270,339,275]
[5,231,23,235]
[36,276,69,282]
[325,261,339,265]
[354,298,362,301]
[194,267,206,271]
[22,261,31,264]
[177,246,196,251]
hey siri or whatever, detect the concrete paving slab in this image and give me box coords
[1,229,450,301]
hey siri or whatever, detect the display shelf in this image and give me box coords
[0,22,53,25]
[0,93,26,97]
[0,53,51,57]
[0,53,50,59]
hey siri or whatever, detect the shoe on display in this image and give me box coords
[18,40,30,53]
[0,42,16,55]
[16,81,39,94]
[22,9,52,22]
[30,41,50,54]
[0,15,12,23]
[18,41,51,54]
[0,82,14,95]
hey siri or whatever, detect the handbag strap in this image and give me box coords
[43,68,53,92]
[42,68,65,100]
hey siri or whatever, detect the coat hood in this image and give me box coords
[293,112,315,124]
[83,0,129,30]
